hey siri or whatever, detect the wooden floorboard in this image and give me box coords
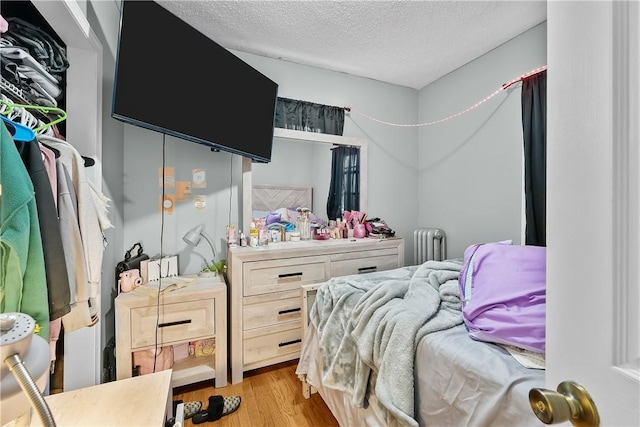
[173,360,339,427]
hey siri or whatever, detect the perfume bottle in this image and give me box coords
[296,207,312,240]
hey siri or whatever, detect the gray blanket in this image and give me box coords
[310,260,464,427]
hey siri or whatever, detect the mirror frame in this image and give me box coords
[242,127,368,230]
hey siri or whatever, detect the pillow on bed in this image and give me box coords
[458,242,546,353]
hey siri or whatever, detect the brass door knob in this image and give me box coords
[529,381,600,427]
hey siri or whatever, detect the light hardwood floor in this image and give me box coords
[173,360,339,427]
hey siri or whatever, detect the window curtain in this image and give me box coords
[522,71,547,246]
[327,146,359,221]
[274,97,345,136]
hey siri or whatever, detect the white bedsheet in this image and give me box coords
[298,322,545,427]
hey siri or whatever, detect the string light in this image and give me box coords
[344,65,547,127]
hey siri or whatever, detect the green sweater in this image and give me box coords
[1,122,49,339]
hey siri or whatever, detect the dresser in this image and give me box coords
[227,237,404,383]
[115,275,227,388]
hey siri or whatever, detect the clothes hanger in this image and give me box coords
[41,123,95,167]
[0,97,94,166]
[0,97,67,133]
[0,95,53,136]
[1,115,36,142]
[39,141,60,158]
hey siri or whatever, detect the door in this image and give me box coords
[546,1,639,425]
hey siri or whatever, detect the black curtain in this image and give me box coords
[522,71,547,246]
[274,97,345,135]
[327,146,359,221]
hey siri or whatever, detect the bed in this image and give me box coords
[295,250,546,427]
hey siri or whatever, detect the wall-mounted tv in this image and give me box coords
[112,0,278,163]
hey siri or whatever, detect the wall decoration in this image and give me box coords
[192,169,206,188]
[176,181,192,201]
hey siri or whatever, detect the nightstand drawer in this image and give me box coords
[243,322,302,365]
[330,253,399,277]
[130,300,215,349]
[243,291,302,330]
[243,256,328,296]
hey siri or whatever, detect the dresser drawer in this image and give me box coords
[130,299,215,349]
[243,256,328,296]
[330,253,399,277]
[243,290,302,330]
[243,322,302,366]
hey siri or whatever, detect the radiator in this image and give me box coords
[414,228,447,264]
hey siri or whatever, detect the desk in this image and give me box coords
[30,370,172,426]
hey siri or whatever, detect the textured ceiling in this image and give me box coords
[158,0,547,90]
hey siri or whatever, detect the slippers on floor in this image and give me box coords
[221,396,241,416]
[183,401,202,419]
[192,395,241,424]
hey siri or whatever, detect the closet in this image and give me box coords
[0,0,103,392]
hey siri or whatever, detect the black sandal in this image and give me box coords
[192,395,241,424]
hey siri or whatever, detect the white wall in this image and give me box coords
[418,22,547,259]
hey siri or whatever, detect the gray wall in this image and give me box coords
[115,49,420,271]
[230,51,421,263]
[85,0,546,369]
[417,22,547,259]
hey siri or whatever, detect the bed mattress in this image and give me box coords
[299,323,545,426]
[415,324,544,426]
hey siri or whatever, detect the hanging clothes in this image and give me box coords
[39,135,112,326]
[11,124,71,324]
[38,141,63,355]
[57,160,91,332]
[0,121,50,339]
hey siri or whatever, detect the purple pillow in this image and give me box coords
[459,242,546,353]
[265,212,281,225]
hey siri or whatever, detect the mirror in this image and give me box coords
[242,127,367,230]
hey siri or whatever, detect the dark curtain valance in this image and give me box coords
[274,97,345,136]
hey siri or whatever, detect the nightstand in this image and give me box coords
[115,275,227,388]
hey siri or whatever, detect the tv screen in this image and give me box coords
[112,0,278,163]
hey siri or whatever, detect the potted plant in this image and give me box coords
[199,259,226,278]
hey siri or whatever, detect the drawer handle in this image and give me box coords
[277,272,303,283]
[278,307,301,315]
[278,272,303,279]
[358,266,377,273]
[278,339,302,347]
[158,319,192,328]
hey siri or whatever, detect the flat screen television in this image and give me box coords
[112,0,278,163]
